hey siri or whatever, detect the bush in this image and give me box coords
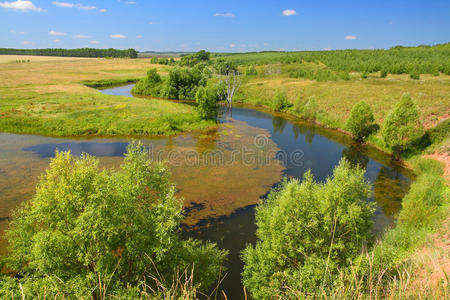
[346,101,378,142]
[160,67,207,100]
[380,69,388,78]
[245,65,258,76]
[272,89,290,112]
[410,70,420,80]
[2,142,227,298]
[242,159,374,299]
[195,86,219,120]
[302,96,319,120]
[381,94,423,159]
[131,68,163,97]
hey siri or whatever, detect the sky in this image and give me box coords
[1,0,449,52]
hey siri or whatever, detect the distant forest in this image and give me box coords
[0,48,138,58]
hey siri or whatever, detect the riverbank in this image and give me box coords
[0,56,215,137]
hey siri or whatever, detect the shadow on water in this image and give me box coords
[0,85,413,299]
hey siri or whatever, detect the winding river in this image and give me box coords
[0,84,413,298]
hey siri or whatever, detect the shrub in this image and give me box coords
[302,96,319,120]
[131,68,163,97]
[380,69,388,78]
[195,86,219,120]
[2,142,227,298]
[242,159,374,299]
[272,89,290,112]
[381,94,423,159]
[245,64,258,76]
[160,67,207,100]
[410,70,420,80]
[346,101,378,142]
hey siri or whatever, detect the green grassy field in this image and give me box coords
[0,56,214,136]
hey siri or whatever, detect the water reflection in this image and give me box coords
[342,144,369,170]
[23,142,129,158]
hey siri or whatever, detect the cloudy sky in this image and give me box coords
[1,0,449,52]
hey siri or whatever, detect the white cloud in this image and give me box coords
[22,40,32,44]
[136,35,143,38]
[48,30,66,36]
[282,9,296,16]
[53,39,60,42]
[0,0,45,12]
[74,34,89,38]
[110,34,126,39]
[99,8,106,12]
[125,1,136,4]
[214,12,235,17]
[148,21,159,25]
[344,35,357,40]
[321,48,331,51]
[10,30,26,34]
[52,2,97,11]
[90,40,100,44]
[229,43,236,48]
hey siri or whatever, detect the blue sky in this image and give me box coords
[1,0,449,52]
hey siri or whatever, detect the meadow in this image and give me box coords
[0,56,214,136]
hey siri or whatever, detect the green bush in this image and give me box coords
[242,159,374,299]
[302,96,319,120]
[410,70,420,80]
[380,69,388,78]
[245,64,258,76]
[131,68,163,97]
[2,142,226,298]
[346,101,378,142]
[272,89,290,112]
[195,86,219,120]
[381,94,423,159]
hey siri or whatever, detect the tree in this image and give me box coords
[272,89,290,112]
[242,159,374,299]
[381,94,423,159]
[3,142,227,298]
[346,101,378,142]
[195,86,219,120]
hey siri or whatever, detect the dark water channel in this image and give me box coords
[0,84,412,299]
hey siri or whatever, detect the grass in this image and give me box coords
[0,56,214,136]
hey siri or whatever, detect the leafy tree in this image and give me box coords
[131,68,163,96]
[213,58,238,75]
[2,142,226,298]
[242,159,374,299]
[272,89,290,112]
[160,67,207,100]
[382,94,423,159]
[195,86,219,120]
[346,101,378,142]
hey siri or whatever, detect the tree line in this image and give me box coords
[0,48,138,58]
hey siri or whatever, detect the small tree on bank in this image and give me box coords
[195,86,219,120]
[242,159,374,299]
[381,94,423,160]
[346,101,378,142]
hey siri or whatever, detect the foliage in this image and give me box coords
[179,50,210,67]
[195,86,219,120]
[381,94,423,158]
[132,68,164,97]
[83,78,139,88]
[133,67,208,100]
[410,69,420,80]
[0,47,138,58]
[213,58,238,75]
[301,96,319,120]
[2,142,227,298]
[272,89,290,112]
[160,66,208,100]
[245,65,258,76]
[214,43,450,76]
[345,101,378,142]
[242,159,374,299]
